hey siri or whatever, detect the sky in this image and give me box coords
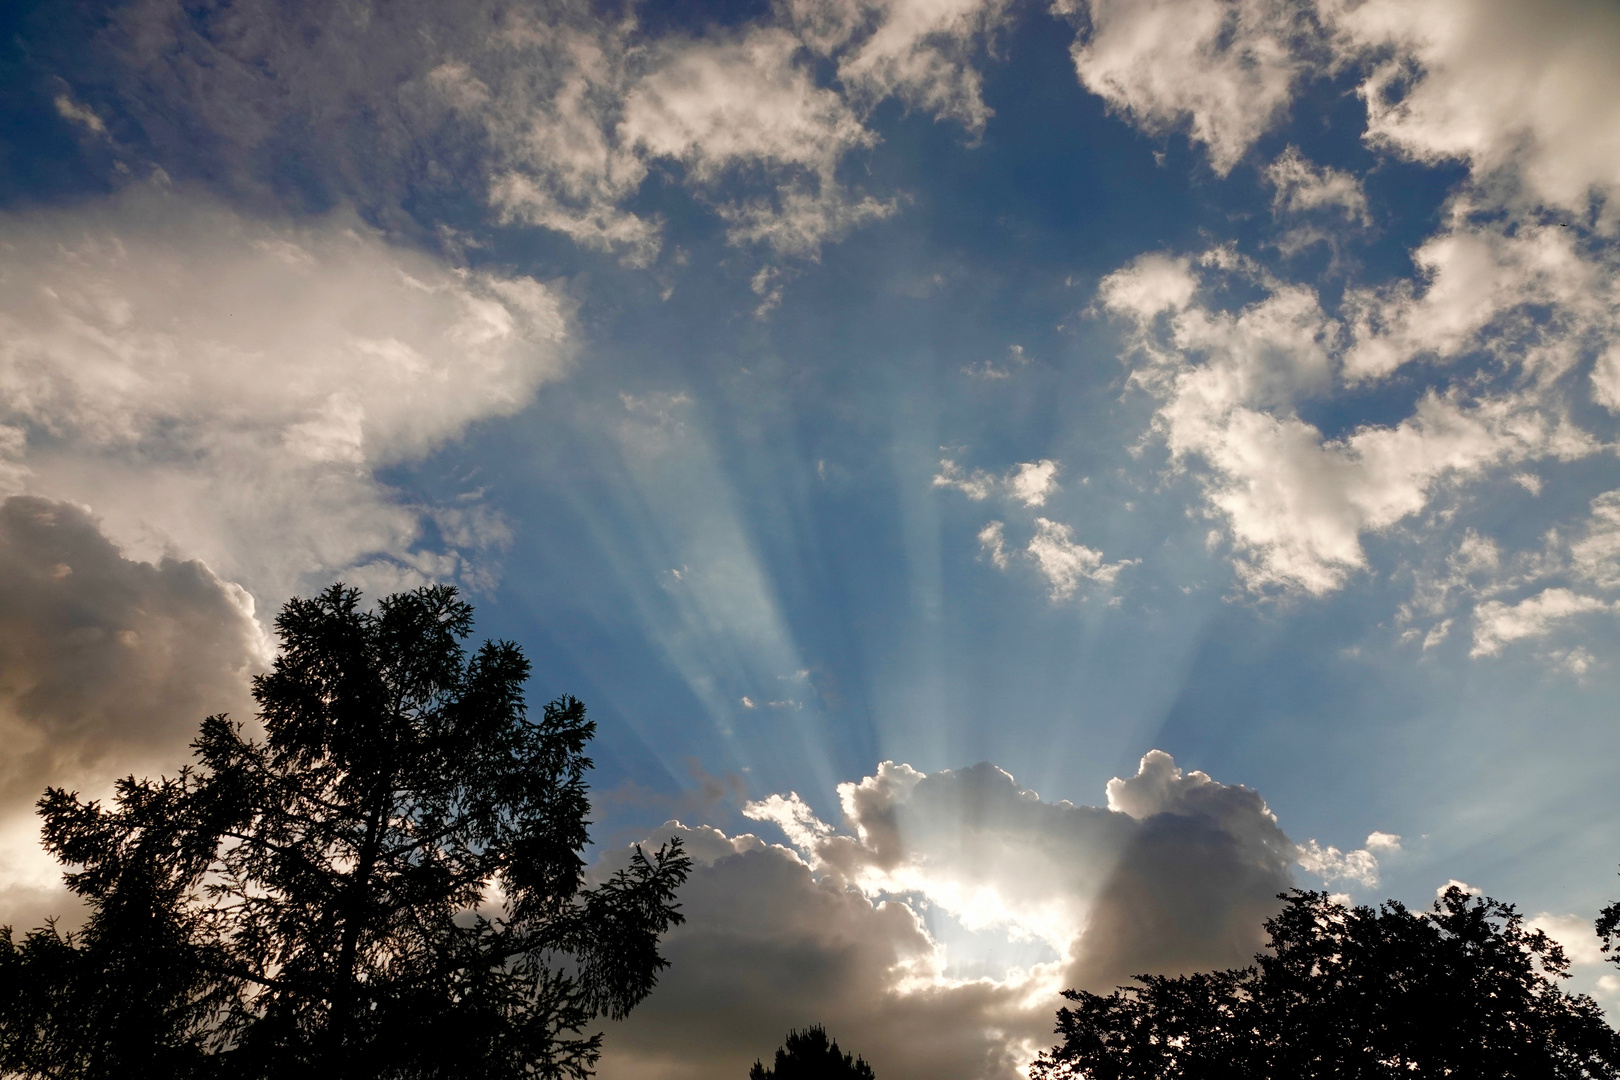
[2,0,1620,1075]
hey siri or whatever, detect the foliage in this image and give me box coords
[749,1026,875,1080]
[0,583,691,1080]
[1034,886,1620,1080]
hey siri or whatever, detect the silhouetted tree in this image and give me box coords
[1034,886,1620,1080]
[0,583,690,1080]
[750,1026,875,1080]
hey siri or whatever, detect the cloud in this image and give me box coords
[1266,145,1370,225]
[1099,246,1604,596]
[1059,0,1317,174]
[1295,838,1381,888]
[1331,0,1620,225]
[53,95,107,137]
[1026,518,1131,599]
[1007,460,1060,507]
[617,28,895,257]
[1526,912,1608,967]
[0,184,569,601]
[0,495,266,932]
[978,520,1010,567]
[789,0,1017,137]
[593,822,1048,1080]
[933,457,1060,505]
[91,0,921,262]
[600,751,1298,1078]
[968,515,1131,601]
[1570,490,1620,589]
[1340,213,1620,383]
[1470,588,1612,657]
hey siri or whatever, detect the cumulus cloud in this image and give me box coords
[1059,0,1317,174]
[1471,588,1612,657]
[1331,0,1620,225]
[0,495,266,931]
[593,822,1047,1080]
[1026,518,1131,599]
[933,457,1060,505]
[1526,911,1608,967]
[938,457,1130,600]
[1340,212,1620,384]
[0,184,568,601]
[1099,246,1604,596]
[1295,835,1391,888]
[598,751,1300,1079]
[969,516,1131,601]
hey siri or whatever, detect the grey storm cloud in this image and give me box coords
[0,496,265,929]
[591,751,1299,1080]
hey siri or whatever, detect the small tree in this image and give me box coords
[1035,886,1620,1080]
[0,583,690,1080]
[749,1026,875,1080]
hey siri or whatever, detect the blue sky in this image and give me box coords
[3,0,1620,1074]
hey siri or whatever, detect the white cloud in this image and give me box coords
[1340,214,1620,384]
[1060,0,1316,174]
[0,185,568,602]
[1007,460,1060,507]
[978,520,1010,568]
[804,0,1018,136]
[1527,912,1608,967]
[617,28,896,256]
[1570,490,1620,590]
[933,457,1060,505]
[1027,517,1130,599]
[1266,146,1370,224]
[1331,0,1620,225]
[53,95,107,136]
[1365,830,1402,852]
[1295,838,1381,888]
[1470,588,1612,657]
[1100,246,1604,596]
[99,1,912,264]
[934,458,998,500]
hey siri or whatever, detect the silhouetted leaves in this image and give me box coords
[1034,886,1620,1080]
[750,1026,875,1080]
[0,583,690,1080]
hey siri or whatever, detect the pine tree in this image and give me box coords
[749,1026,875,1080]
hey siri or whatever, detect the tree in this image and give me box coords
[0,583,691,1080]
[1033,886,1620,1080]
[749,1026,875,1080]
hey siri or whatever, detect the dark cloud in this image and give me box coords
[594,752,1297,1080]
[0,495,263,926]
[594,825,1047,1080]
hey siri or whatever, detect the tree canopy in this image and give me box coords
[1034,886,1620,1080]
[0,583,690,1080]
[749,1026,876,1080]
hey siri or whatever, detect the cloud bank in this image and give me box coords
[0,183,569,602]
[591,750,1370,1080]
[0,495,265,932]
